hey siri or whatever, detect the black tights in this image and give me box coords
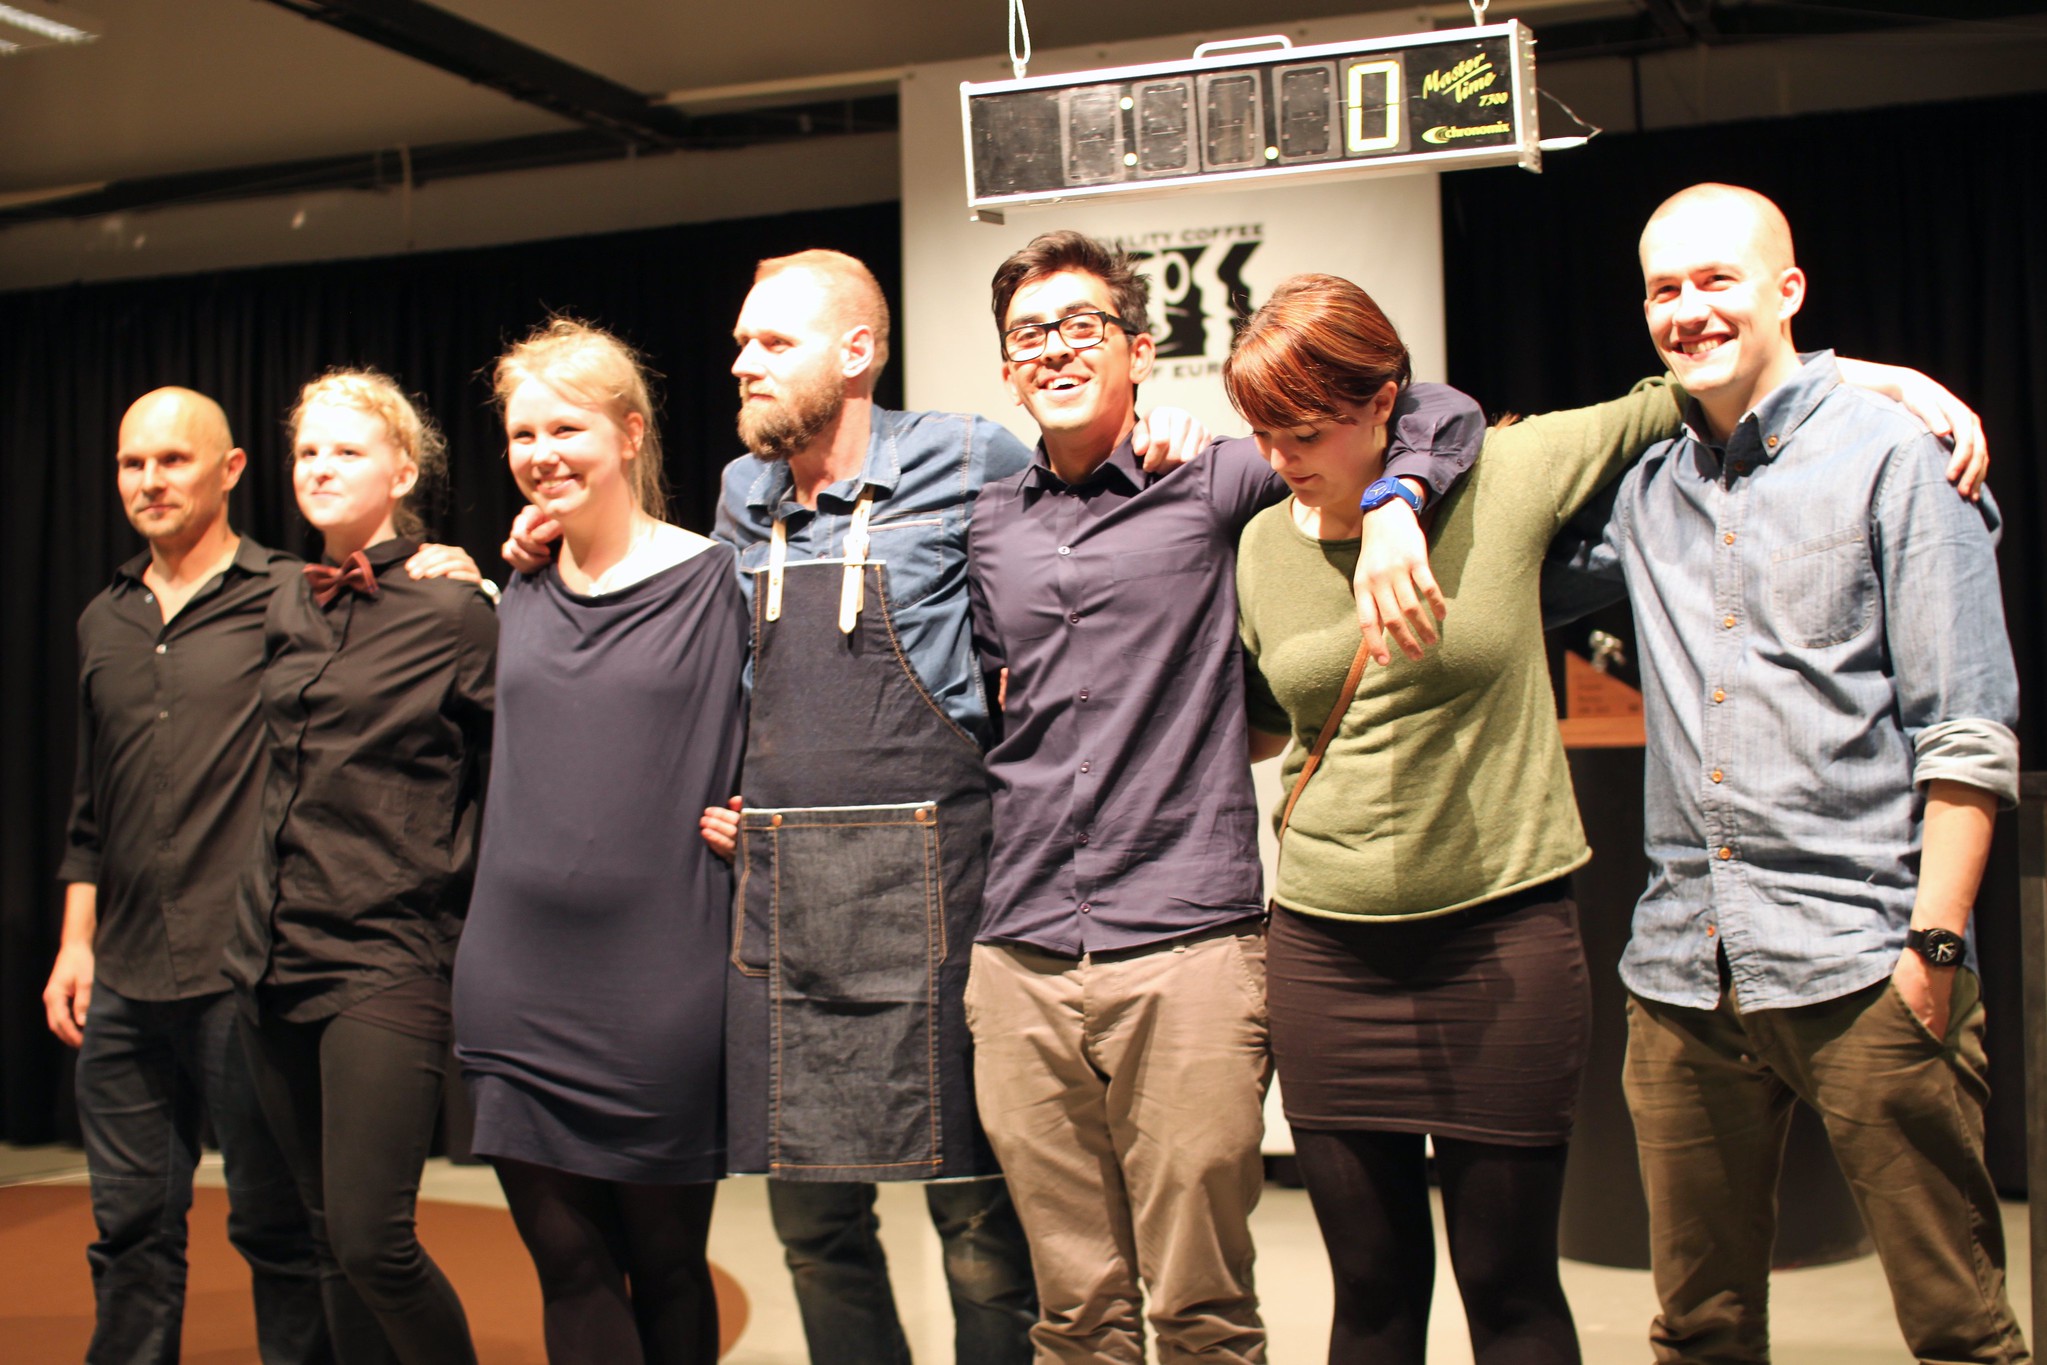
[1292,1129,1580,1365]
[493,1158,719,1365]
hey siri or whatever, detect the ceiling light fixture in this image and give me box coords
[0,2,99,52]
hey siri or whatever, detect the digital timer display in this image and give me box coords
[962,23,1538,215]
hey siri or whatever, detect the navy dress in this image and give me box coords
[455,545,747,1185]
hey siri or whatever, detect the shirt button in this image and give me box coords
[1057,545,1072,556]
[1712,688,1726,704]
[1723,533,1736,545]
[1079,689,1090,702]
[1766,434,1779,449]
[1068,612,1081,624]
[1718,846,1734,860]
[1078,831,1091,846]
[1722,615,1736,629]
[157,710,169,721]
[1706,925,1717,936]
[1079,902,1092,914]
[1080,762,1091,774]
[143,592,155,603]
[1710,769,1724,783]
[1734,462,1751,475]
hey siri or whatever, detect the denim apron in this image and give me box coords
[726,493,1000,1181]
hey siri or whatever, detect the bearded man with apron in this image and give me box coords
[704,250,1050,1365]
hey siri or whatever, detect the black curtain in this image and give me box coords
[1444,90,2047,1191]
[0,201,902,1141]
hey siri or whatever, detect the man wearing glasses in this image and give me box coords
[964,231,1482,1363]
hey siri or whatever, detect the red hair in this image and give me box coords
[1223,274,1410,431]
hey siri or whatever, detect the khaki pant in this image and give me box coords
[964,929,1272,1364]
[1624,968,2030,1365]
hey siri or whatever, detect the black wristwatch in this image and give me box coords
[1905,927,1965,967]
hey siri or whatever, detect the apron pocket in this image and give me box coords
[741,802,945,1172]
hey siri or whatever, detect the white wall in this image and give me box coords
[899,11,1452,438]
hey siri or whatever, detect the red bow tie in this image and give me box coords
[304,551,381,608]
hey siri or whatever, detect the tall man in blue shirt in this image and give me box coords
[965,231,1480,1364]
[1570,185,2028,1362]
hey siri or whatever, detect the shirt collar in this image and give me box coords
[1021,434,1145,495]
[321,536,418,574]
[112,532,273,592]
[1680,349,1841,461]
[744,410,905,515]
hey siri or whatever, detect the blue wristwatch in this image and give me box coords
[1360,476,1424,515]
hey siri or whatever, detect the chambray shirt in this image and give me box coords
[715,407,1034,745]
[1553,352,2019,1011]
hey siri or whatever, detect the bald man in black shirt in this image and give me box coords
[49,387,474,1363]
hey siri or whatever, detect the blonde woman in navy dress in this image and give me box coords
[455,320,747,1365]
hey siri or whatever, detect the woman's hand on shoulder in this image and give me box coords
[405,543,482,583]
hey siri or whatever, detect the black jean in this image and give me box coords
[76,984,327,1365]
[241,1010,476,1365]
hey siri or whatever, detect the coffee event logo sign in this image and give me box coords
[1114,223,1264,379]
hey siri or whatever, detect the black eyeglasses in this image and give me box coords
[1000,310,1138,362]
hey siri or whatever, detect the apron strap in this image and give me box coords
[767,516,788,622]
[839,490,875,635]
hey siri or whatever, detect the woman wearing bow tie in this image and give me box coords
[229,369,494,1365]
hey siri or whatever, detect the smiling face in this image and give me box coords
[999,269,1153,458]
[731,267,855,461]
[292,399,417,555]
[504,375,645,529]
[115,389,245,550]
[1640,187,1805,436]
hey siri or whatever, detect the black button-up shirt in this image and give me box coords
[969,385,1481,954]
[228,537,496,1023]
[62,537,298,1001]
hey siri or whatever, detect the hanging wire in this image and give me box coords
[1009,0,1032,79]
[1468,0,1490,27]
[1537,86,1604,151]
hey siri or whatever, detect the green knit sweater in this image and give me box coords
[1237,379,1684,921]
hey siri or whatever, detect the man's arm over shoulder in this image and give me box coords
[1382,381,1486,506]
[1875,428,2019,808]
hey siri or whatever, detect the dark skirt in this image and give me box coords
[1269,879,1591,1146]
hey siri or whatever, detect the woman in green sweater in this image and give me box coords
[1227,275,1984,1364]
[1229,273,1678,1365]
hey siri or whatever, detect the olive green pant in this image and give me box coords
[1624,968,2029,1364]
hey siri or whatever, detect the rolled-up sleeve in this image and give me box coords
[1878,446,2020,807]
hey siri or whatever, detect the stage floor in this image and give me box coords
[0,1143,2031,1362]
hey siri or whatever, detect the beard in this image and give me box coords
[736,366,844,462]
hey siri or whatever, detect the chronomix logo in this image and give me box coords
[1110,224,1264,378]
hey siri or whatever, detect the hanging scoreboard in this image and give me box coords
[961,22,1539,216]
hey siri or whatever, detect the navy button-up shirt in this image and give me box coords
[970,384,1485,955]
[1552,352,2019,1011]
[716,407,1034,745]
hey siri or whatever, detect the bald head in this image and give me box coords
[120,387,235,459]
[116,386,245,548]
[1641,183,1795,276]
[1638,183,1808,440]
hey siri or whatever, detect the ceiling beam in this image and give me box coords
[256,0,698,149]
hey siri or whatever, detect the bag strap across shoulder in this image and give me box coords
[1276,638,1374,845]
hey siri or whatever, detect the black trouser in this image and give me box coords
[76,985,327,1365]
[241,1011,476,1365]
